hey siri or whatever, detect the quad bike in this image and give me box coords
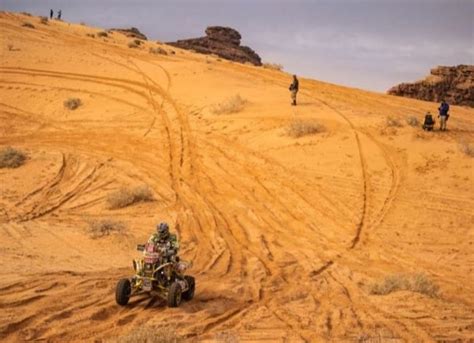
[115,242,195,307]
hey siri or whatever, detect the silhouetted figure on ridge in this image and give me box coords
[57,10,62,20]
[49,9,53,19]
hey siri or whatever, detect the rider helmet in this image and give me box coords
[157,222,169,240]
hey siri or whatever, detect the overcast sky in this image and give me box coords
[2,0,473,92]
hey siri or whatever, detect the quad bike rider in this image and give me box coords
[148,222,179,263]
[115,222,195,308]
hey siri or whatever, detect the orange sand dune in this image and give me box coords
[1,11,473,342]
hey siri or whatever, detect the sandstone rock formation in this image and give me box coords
[168,26,262,66]
[388,65,474,107]
[110,27,147,40]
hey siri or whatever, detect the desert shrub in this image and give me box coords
[86,33,95,38]
[80,21,86,26]
[262,62,284,71]
[39,16,48,25]
[459,140,474,157]
[97,31,108,38]
[116,325,179,343]
[107,185,154,209]
[286,119,325,138]
[20,12,32,16]
[64,98,82,110]
[406,115,419,127]
[0,146,27,168]
[215,331,239,343]
[369,273,439,297]
[128,41,139,49]
[88,219,126,239]
[22,22,35,29]
[134,39,143,45]
[212,95,247,115]
[149,47,167,55]
[386,116,402,127]
[7,44,14,51]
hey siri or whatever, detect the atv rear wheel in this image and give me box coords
[116,278,131,306]
[167,281,182,307]
[182,275,195,301]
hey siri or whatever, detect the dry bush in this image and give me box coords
[22,22,35,29]
[406,115,419,127]
[149,47,167,55]
[97,31,108,38]
[86,33,95,38]
[386,116,403,127]
[459,141,474,157]
[7,44,14,51]
[107,185,154,209]
[116,325,179,343]
[128,41,139,49]
[0,146,27,168]
[212,95,247,115]
[80,21,86,26]
[286,119,325,138]
[369,273,439,297]
[262,62,284,71]
[20,12,32,16]
[64,98,82,110]
[88,219,126,239]
[39,16,48,25]
[215,331,240,343]
[134,39,143,46]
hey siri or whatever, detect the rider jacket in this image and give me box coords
[147,233,180,261]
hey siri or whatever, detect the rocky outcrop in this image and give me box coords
[168,26,262,66]
[388,65,474,107]
[110,27,147,40]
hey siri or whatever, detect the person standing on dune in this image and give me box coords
[289,75,299,106]
[57,10,62,20]
[49,9,53,19]
[438,99,450,131]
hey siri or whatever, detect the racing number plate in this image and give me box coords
[143,279,152,291]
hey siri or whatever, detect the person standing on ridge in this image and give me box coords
[57,10,62,20]
[289,75,299,106]
[49,9,53,19]
[438,99,450,131]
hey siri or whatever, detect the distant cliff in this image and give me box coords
[388,65,474,107]
[168,26,262,66]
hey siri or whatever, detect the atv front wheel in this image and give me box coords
[168,281,182,307]
[116,278,131,306]
[182,275,195,301]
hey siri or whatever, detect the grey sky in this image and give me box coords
[2,0,473,92]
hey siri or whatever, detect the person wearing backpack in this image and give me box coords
[438,99,449,131]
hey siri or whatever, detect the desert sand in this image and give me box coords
[0,12,473,342]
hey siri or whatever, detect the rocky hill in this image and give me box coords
[168,26,262,65]
[110,27,147,40]
[388,65,474,107]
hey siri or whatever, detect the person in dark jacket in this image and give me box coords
[57,10,62,20]
[289,75,299,106]
[438,99,450,131]
[49,9,53,19]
